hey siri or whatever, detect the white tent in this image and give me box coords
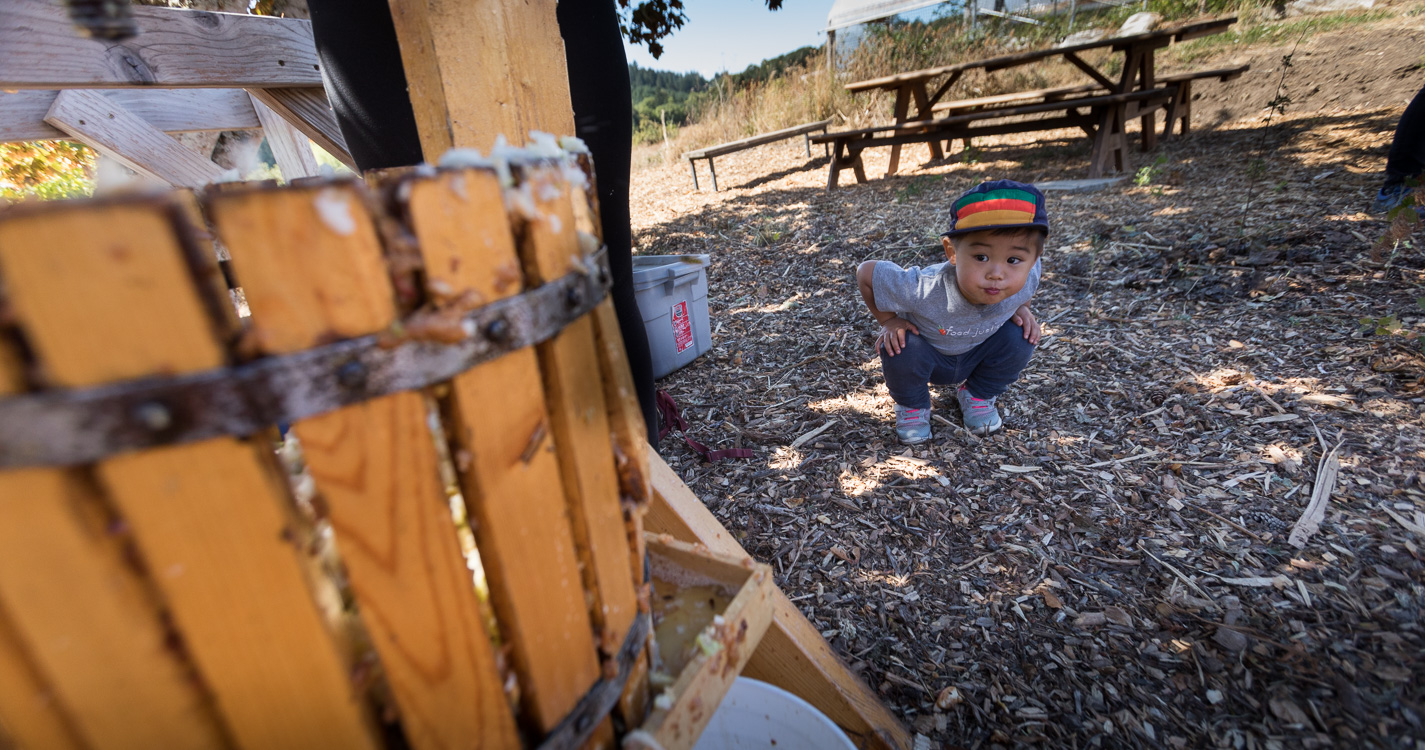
[825,0,952,31]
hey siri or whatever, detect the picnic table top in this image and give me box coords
[844,16,1236,93]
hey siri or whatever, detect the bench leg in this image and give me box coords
[1138,56,1157,153]
[1088,104,1126,178]
[851,148,868,184]
[804,133,812,158]
[1179,83,1193,136]
[709,158,718,192]
[689,159,700,191]
[886,87,911,176]
[822,130,829,158]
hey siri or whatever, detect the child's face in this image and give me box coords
[941,231,1038,305]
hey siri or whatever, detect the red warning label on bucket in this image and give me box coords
[672,301,693,354]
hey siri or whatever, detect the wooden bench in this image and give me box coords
[1158,64,1250,137]
[683,118,834,191]
[930,82,1107,116]
[811,87,1178,188]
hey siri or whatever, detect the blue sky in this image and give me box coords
[622,0,838,78]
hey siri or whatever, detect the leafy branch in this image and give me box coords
[618,0,784,59]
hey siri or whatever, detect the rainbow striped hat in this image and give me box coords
[943,179,1049,239]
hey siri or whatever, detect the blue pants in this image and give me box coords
[879,321,1035,410]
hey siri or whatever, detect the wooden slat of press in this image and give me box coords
[208,183,521,750]
[515,166,638,655]
[0,352,85,750]
[399,168,602,732]
[0,199,383,750]
[0,204,231,750]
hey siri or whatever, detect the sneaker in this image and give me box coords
[1370,185,1424,218]
[893,405,932,445]
[956,385,1003,435]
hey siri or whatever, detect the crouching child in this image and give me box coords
[856,179,1048,443]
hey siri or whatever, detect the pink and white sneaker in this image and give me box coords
[893,404,931,444]
[956,385,1003,435]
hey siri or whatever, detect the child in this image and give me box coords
[856,179,1047,443]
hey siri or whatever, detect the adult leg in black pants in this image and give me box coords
[305,0,661,445]
[1373,84,1425,215]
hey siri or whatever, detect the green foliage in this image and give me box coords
[628,62,706,144]
[726,46,820,89]
[1134,154,1168,187]
[1360,314,1403,336]
[0,141,95,201]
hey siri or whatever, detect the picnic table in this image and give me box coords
[817,16,1239,186]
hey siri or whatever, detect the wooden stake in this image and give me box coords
[397,168,603,732]
[208,182,521,750]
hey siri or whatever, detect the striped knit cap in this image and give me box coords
[942,179,1049,239]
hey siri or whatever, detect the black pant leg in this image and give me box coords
[557,0,661,447]
[1385,84,1425,191]
[305,0,423,170]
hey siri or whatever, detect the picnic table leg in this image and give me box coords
[1138,53,1158,152]
[822,129,830,158]
[851,146,868,184]
[1088,104,1126,178]
[689,159,700,191]
[804,133,812,158]
[709,158,718,192]
[828,141,845,190]
[886,86,911,176]
[910,86,944,162]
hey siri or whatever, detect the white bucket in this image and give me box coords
[692,677,857,750]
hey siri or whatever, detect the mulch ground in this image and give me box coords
[629,19,1425,750]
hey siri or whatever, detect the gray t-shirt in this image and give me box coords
[872,259,1042,355]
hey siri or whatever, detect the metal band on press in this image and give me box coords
[0,252,610,469]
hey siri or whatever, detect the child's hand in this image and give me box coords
[875,318,919,356]
[1012,304,1042,345]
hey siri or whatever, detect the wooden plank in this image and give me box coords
[208,182,521,750]
[0,603,85,750]
[514,166,638,654]
[641,536,774,750]
[44,90,228,188]
[246,88,355,170]
[387,0,575,155]
[0,0,322,89]
[645,450,911,750]
[0,203,237,750]
[0,197,384,750]
[683,119,834,160]
[397,167,602,732]
[0,356,85,750]
[249,94,319,180]
[0,89,260,144]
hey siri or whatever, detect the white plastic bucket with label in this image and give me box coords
[630,254,712,379]
[692,677,857,750]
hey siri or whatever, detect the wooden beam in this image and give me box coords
[646,450,912,750]
[0,0,322,89]
[249,94,319,180]
[44,90,228,188]
[0,89,260,145]
[246,87,355,170]
[387,0,575,156]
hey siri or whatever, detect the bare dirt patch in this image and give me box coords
[632,16,1424,750]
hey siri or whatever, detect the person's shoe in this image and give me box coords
[893,405,932,445]
[1371,185,1424,218]
[956,385,1004,436]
